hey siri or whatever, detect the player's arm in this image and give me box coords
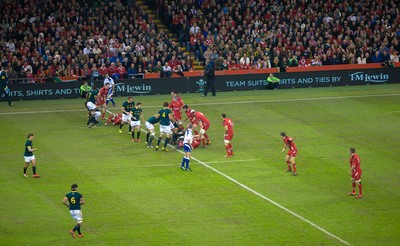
[280,143,287,153]
[80,197,85,205]
[27,145,36,152]
[140,113,145,123]
[168,113,176,123]
[62,197,70,208]
[224,125,229,134]
[289,137,295,141]
[121,106,129,115]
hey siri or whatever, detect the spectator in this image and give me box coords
[173,65,184,77]
[371,51,383,63]
[127,63,138,78]
[161,62,172,77]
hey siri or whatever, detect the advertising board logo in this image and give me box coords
[115,82,151,94]
[348,72,389,83]
[196,79,206,93]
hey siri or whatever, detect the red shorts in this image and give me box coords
[352,170,362,181]
[287,149,298,157]
[224,132,233,141]
[202,123,210,131]
[173,113,182,121]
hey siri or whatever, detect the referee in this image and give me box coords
[0,66,13,106]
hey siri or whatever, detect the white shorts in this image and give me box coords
[86,101,97,110]
[169,122,175,130]
[24,155,35,163]
[93,111,101,120]
[122,113,130,122]
[145,121,154,130]
[130,120,141,127]
[160,125,172,134]
[70,210,83,223]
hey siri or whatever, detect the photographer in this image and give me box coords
[381,60,395,68]
[203,61,216,97]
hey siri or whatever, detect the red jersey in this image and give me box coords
[169,100,184,120]
[223,118,234,134]
[195,111,210,130]
[350,153,361,172]
[283,136,297,151]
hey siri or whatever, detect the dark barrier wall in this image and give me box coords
[6,67,400,100]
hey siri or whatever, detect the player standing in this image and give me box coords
[222,113,234,158]
[63,184,85,238]
[119,96,135,134]
[0,66,13,106]
[181,123,194,172]
[349,148,363,198]
[86,85,99,104]
[23,133,40,178]
[169,96,184,123]
[98,83,110,119]
[145,115,160,148]
[155,102,176,151]
[130,102,145,142]
[280,132,298,176]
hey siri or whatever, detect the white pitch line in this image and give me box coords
[1,93,399,116]
[181,152,352,245]
[386,111,400,114]
[145,158,260,167]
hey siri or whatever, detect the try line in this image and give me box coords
[1,92,399,116]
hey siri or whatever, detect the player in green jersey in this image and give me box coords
[130,102,145,142]
[119,96,135,134]
[63,184,85,239]
[86,85,99,104]
[155,102,176,151]
[145,115,160,148]
[23,133,40,178]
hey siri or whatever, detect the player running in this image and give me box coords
[280,132,298,176]
[349,148,363,198]
[222,113,234,158]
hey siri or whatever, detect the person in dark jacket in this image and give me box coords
[203,61,216,96]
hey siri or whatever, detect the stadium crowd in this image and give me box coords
[1,0,399,82]
[158,0,400,71]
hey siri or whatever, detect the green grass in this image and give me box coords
[1,84,400,245]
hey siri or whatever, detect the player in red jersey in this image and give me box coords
[280,132,298,176]
[183,105,197,125]
[222,113,234,158]
[169,96,184,123]
[191,109,211,147]
[171,90,184,104]
[349,148,363,198]
[97,83,110,119]
[105,113,122,126]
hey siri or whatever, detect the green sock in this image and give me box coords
[164,137,170,148]
[32,166,36,175]
[157,137,162,146]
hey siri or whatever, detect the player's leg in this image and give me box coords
[2,88,13,106]
[285,155,292,172]
[130,122,135,142]
[31,159,40,178]
[136,125,141,142]
[224,140,231,158]
[290,156,297,176]
[119,121,125,133]
[163,133,171,151]
[156,130,164,150]
[355,180,363,198]
[349,177,356,195]
[23,159,30,177]
[185,151,191,171]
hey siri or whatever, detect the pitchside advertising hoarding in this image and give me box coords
[4,68,399,100]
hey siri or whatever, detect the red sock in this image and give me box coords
[204,133,209,140]
[358,183,363,196]
[225,145,230,155]
[201,138,206,146]
[286,161,292,171]
[292,163,297,173]
[352,182,356,192]
[228,144,233,154]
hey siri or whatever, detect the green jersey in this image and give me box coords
[24,139,33,157]
[158,108,172,126]
[65,191,83,210]
[147,115,160,124]
[130,107,142,121]
[87,88,99,103]
[122,100,135,115]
